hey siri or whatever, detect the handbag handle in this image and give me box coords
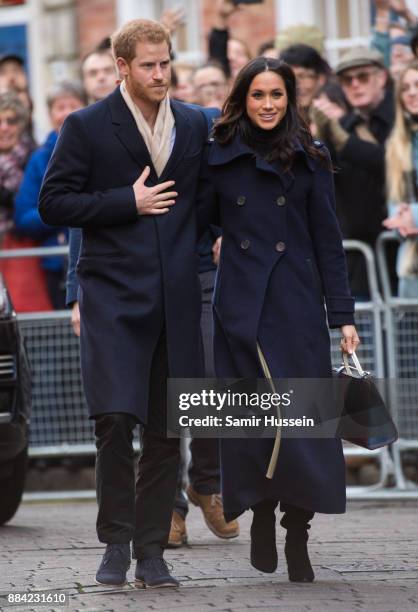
[342,351,365,377]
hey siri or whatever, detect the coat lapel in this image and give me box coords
[158,100,192,182]
[209,134,318,192]
[107,88,158,182]
[255,156,294,193]
[209,134,295,192]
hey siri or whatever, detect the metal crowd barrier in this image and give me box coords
[0,246,94,456]
[376,231,418,492]
[0,242,412,498]
[18,311,95,457]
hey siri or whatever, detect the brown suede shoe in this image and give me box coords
[186,485,239,539]
[167,511,187,548]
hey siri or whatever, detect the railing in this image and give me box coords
[332,240,393,496]
[1,240,417,499]
[376,231,418,493]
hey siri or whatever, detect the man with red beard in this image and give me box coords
[39,19,210,589]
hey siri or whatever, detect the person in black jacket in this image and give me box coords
[280,44,331,123]
[65,115,240,552]
[311,47,395,298]
[39,19,211,590]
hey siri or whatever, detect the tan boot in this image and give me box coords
[186,485,239,539]
[167,510,187,548]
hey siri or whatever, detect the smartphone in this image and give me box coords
[233,0,264,5]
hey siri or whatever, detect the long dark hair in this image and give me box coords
[213,57,330,171]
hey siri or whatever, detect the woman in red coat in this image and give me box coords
[198,58,360,582]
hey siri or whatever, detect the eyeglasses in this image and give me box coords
[339,69,377,87]
[0,116,19,126]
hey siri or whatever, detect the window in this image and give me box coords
[275,0,372,65]
[0,1,28,81]
[116,0,202,64]
[321,0,371,65]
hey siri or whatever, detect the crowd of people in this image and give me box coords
[1,0,418,310]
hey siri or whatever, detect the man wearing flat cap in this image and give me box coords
[311,47,395,298]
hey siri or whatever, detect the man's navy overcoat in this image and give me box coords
[198,135,355,517]
[39,89,209,423]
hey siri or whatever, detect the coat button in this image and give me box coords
[237,195,246,206]
[276,195,286,206]
[275,241,286,252]
[240,239,250,250]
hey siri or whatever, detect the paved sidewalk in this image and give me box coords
[0,499,417,612]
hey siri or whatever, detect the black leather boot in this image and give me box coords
[250,499,278,573]
[280,506,315,583]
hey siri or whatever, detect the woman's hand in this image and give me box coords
[383,203,418,236]
[212,236,222,265]
[71,301,80,337]
[340,325,360,355]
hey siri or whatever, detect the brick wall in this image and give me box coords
[75,0,117,59]
[200,0,276,57]
[74,0,277,61]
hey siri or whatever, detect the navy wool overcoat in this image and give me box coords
[198,134,355,517]
[39,89,209,423]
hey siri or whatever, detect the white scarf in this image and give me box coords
[120,80,175,177]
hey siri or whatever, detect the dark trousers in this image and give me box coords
[94,330,180,559]
[174,271,221,518]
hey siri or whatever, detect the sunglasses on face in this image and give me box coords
[0,116,18,126]
[339,69,377,87]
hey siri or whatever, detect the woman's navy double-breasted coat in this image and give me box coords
[198,134,355,517]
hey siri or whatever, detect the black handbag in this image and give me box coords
[333,352,398,450]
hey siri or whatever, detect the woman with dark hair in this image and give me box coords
[199,58,359,582]
[279,44,331,122]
